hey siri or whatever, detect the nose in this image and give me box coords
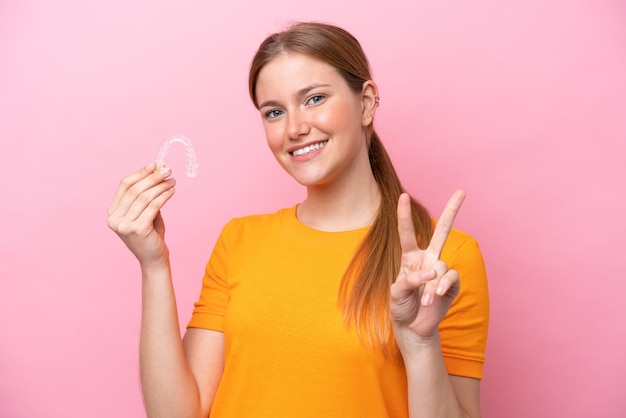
[286,109,310,140]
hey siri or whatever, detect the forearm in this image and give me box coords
[140,264,202,418]
[399,333,468,418]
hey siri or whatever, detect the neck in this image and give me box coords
[297,172,381,232]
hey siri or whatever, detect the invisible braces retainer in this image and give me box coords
[155,135,199,178]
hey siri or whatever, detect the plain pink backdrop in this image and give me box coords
[1,0,625,417]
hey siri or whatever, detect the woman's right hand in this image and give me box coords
[107,163,176,269]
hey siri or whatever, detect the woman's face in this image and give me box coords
[255,52,374,189]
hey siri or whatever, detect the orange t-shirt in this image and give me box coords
[188,206,489,417]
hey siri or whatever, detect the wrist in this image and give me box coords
[394,326,442,358]
[139,258,172,276]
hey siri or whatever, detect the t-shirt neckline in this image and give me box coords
[280,205,370,250]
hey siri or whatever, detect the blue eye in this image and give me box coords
[306,95,325,105]
[265,109,284,119]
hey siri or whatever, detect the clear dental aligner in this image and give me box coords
[155,136,199,178]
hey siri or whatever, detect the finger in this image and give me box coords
[108,176,175,232]
[397,193,419,254]
[420,260,449,306]
[435,269,460,299]
[122,178,176,225]
[131,186,176,232]
[111,166,173,220]
[114,185,176,236]
[108,163,156,216]
[391,267,435,301]
[428,189,466,258]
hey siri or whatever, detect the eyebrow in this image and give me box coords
[258,83,331,109]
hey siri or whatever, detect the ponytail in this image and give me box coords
[338,131,433,348]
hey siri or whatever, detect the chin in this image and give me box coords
[291,176,323,187]
[291,173,335,188]
[280,161,337,189]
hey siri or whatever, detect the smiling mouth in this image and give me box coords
[290,140,329,157]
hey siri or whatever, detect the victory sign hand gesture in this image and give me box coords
[390,190,466,347]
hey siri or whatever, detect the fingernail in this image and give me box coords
[436,285,445,295]
[421,293,432,306]
[159,166,170,175]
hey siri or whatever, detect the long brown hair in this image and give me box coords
[248,22,433,347]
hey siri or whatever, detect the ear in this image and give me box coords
[360,80,380,127]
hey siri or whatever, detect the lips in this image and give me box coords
[289,140,329,156]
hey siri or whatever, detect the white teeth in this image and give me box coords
[292,141,327,156]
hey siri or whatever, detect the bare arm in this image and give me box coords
[391,191,482,418]
[108,164,224,417]
[140,264,224,418]
[398,334,481,418]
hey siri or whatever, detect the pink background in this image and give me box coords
[1,0,625,417]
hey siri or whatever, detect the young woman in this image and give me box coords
[107,22,489,418]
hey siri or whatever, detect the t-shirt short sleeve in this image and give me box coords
[439,230,490,379]
[187,221,232,332]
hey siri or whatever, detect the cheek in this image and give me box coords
[263,124,283,154]
[319,101,360,132]
[319,104,347,127]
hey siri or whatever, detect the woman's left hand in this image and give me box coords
[390,190,466,347]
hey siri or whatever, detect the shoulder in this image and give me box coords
[208,207,295,262]
[219,206,294,239]
[441,228,481,258]
[439,227,488,291]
